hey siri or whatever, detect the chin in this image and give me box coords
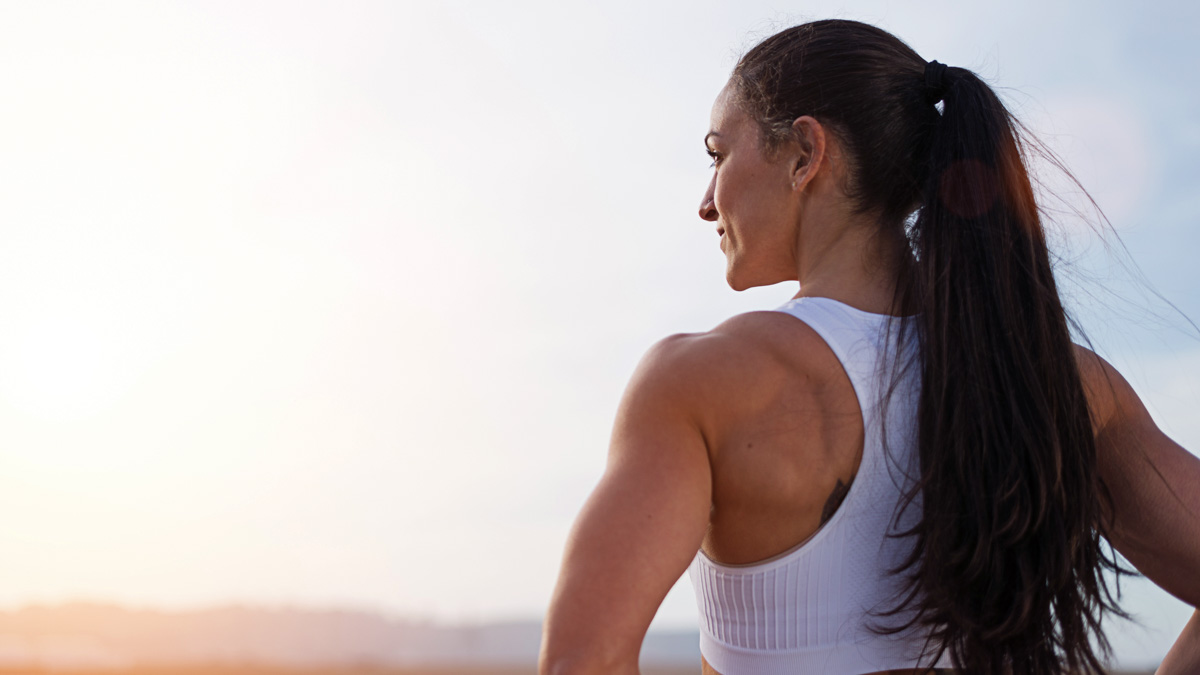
[725,267,760,292]
[727,276,754,292]
[726,263,789,292]
[724,263,744,291]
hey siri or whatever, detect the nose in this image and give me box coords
[699,174,718,222]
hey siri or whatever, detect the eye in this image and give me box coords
[706,149,721,168]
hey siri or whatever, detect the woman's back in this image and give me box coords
[694,303,865,568]
[692,296,949,674]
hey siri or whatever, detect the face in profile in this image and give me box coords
[699,84,802,291]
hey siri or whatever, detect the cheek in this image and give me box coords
[715,171,765,228]
[713,172,745,221]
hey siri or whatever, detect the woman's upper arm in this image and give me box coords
[539,334,715,674]
[1077,346,1200,606]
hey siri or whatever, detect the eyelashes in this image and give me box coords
[706,149,721,168]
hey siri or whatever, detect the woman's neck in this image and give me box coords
[793,219,913,316]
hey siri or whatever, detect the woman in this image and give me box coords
[539,20,1200,675]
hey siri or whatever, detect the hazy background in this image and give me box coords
[0,0,1195,669]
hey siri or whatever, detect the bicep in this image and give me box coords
[541,337,713,671]
[1082,350,1200,606]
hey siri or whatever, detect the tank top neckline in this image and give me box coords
[787,294,913,320]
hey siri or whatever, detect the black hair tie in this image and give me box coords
[923,60,949,105]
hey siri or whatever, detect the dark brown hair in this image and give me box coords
[732,20,1127,674]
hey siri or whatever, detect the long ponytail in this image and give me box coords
[895,63,1127,675]
[732,20,1128,674]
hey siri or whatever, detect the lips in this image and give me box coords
[717,227,725,236]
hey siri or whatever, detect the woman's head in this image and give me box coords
[728,21,939,227]
[699,82,844,291]
[702,20,962,293]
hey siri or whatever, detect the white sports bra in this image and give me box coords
[687,296,952,674]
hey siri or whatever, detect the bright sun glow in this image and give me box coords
[0,308,134,422]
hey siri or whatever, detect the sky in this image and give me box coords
[0,0,1196,668]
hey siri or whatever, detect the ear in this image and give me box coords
[788,115,827,192]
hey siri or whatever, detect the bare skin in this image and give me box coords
[538,83,1200,675]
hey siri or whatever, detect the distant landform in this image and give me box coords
[0,602,1163,673]
[0,603,698,670]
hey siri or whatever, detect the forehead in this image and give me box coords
[708,83,753,142]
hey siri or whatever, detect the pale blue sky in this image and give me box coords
[0,0,1194,668]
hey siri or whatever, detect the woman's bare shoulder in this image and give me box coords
[646,310,839,390]
[631,311,844,444]
[1071,343,1124,433]
[1071,343,1152,435]
[1072,343,1200,606]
